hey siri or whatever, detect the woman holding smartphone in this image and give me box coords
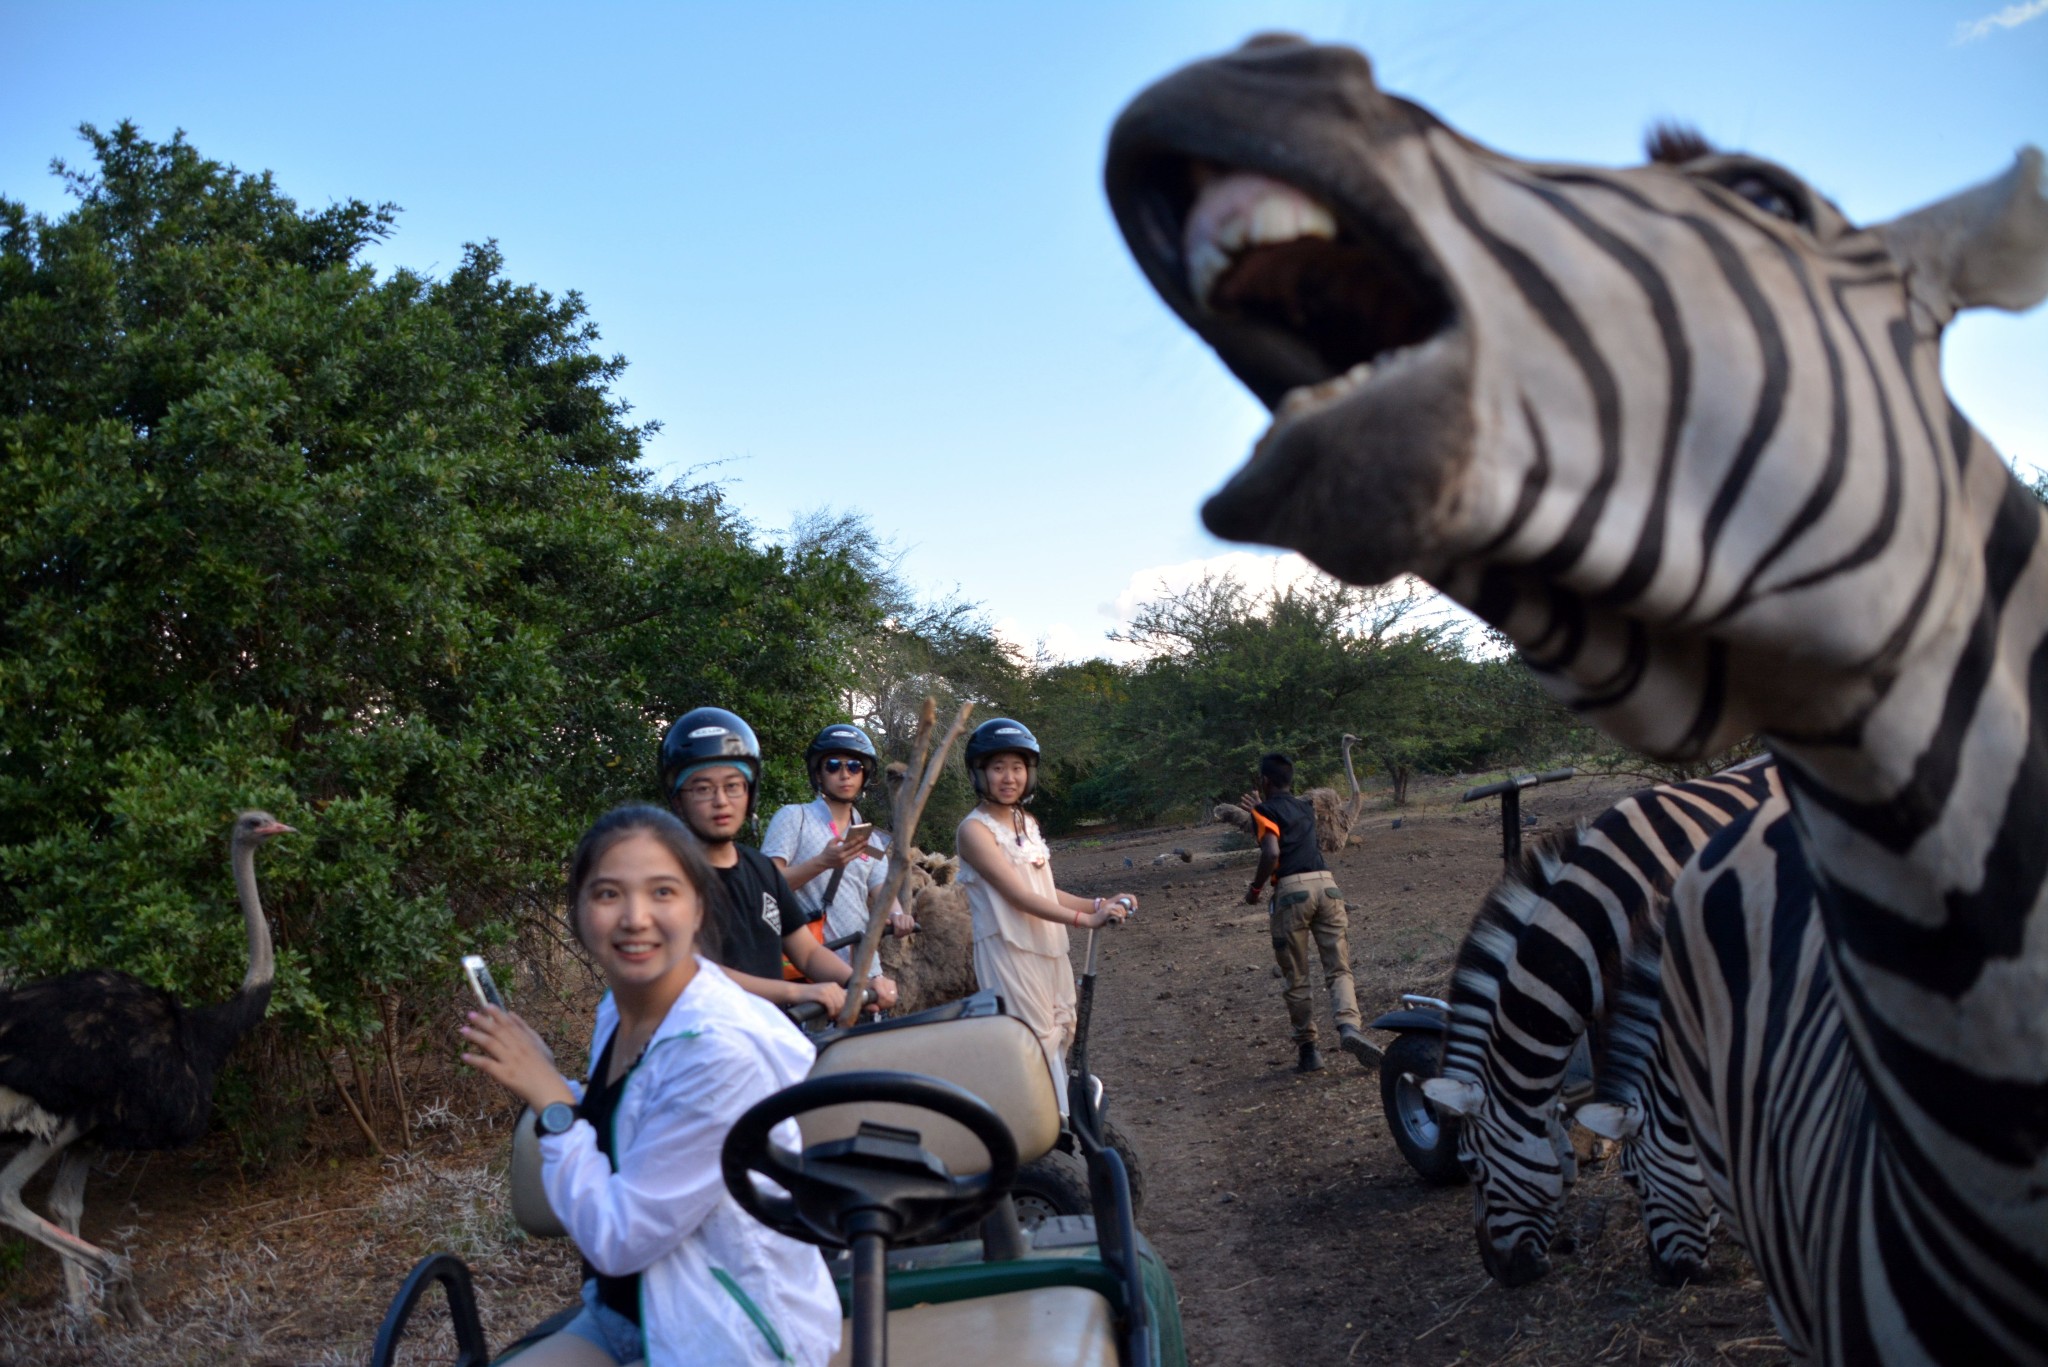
[459,805,839,1366]
[954,718,1137,1115]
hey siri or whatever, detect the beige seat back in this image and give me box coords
[508,1013,1060,1236]
[802,1014,1062,1174]
[826,1286,1115,1367]
[509,1108,568,1239]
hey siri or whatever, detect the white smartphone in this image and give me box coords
[461,954,505,1009]
[841,823,874,853]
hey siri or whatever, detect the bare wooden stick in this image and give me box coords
[838,699,974,1026]
[378,994,413,1151]
[325,1052,387,1156]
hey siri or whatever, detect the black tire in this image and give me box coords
[1379,1032,1468,1187]
[1008,1155,1093,1228]
[1100,1115,1147,1218]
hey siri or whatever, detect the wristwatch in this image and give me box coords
[536,1101,577,1137]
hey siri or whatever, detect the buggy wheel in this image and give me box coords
[1100,1115,1147,1218]
[1009,1155,1093,1227]
[1379,1032,1468,1187]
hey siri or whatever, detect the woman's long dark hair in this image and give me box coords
[566,804,724,964]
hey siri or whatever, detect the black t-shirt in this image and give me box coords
[577,1030,641,1324]
[712,845,820,981]
[1254,791,1327,879]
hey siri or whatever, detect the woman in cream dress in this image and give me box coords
[954,718,1137,1112]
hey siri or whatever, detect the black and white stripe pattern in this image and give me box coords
[1601,796,2048,1363]
[1574,915,1720,1294]
[1426,759,1776,1287]
[1107,37,2048,1363]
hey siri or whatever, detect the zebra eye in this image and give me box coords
[1701,162,1814,230]
[1730,175,1798,222]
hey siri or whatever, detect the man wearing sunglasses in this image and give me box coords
[763,725,913,1000]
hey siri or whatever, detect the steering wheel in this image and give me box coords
[721,1070,1019,1249]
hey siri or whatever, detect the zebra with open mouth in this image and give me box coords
[1105,33,2048,1365]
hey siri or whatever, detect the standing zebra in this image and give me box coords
[1420,757,1776,1288]
[1106,34,2048,1363]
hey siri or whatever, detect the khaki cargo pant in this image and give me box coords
[1270,869,1360,1043]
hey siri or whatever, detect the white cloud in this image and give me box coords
[991,616,1131,664]
[1102,550,1333,626]
[1100,550,1487,654]
[989,551,1493,666]
[1955,0,2048,43]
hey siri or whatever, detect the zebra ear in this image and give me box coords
[1878,146,2048,324]
[1420,1075,1484,1117]
[1574,1101,1643,1141]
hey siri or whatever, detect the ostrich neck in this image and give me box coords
[233,840,275,998]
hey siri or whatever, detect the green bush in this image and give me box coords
[1,126,873,1107]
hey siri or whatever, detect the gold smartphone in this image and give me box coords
[461,954,505,1009]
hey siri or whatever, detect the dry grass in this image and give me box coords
[0,966,600,1367]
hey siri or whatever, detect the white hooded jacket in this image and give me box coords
[539,959,841,1365]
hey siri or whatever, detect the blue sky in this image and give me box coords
[6,2,2044,660]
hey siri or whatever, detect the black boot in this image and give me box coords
[1296,1041,1325,1073]
[1338,1024,1384,1068]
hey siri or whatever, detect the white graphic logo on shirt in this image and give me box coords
[760,892,783,936]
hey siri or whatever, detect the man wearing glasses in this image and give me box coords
[658,708,880,1017]
[763,726,914,1005]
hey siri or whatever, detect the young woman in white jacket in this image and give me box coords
[460,805,841,1366]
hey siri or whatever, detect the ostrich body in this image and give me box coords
[0,810,292,1324]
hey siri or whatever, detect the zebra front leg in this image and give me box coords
[0,1123,141,1327]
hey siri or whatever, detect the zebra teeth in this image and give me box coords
[1183,171,1338,308]
[1275,360,1376,421]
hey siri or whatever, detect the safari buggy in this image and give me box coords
[367,989,1186,1367]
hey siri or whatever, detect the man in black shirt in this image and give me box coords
[660,708,875,1017]
[1242,752,1382,1074]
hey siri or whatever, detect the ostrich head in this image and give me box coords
[233,811,295,847]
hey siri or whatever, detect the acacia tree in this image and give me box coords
[0,126,871,1150]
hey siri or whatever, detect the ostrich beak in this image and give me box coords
[254,822,296,837]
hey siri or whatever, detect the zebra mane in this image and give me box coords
[1645,121,1716,166]
[1448,822,1591,1008]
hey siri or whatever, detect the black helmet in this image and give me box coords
[964,717,1040,801]
[660,707,762,817]
[805,723,878,794]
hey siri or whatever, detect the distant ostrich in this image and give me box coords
[1212,733,1368,852]
[0,810,293,1324]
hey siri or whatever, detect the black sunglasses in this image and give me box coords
[822,757,866,775]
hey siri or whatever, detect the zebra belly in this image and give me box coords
[1665,804,2048,1365]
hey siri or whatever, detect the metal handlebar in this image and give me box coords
[784,984,875,1025]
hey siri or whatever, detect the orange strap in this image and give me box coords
[780,917,827,980]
